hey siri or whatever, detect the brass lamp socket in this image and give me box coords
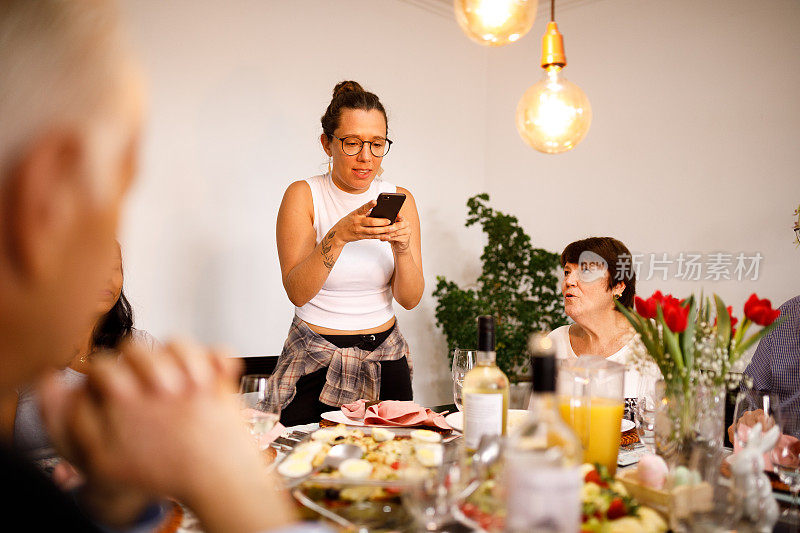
[540,21,566,68]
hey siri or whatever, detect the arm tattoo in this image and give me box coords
[321,230,336,270]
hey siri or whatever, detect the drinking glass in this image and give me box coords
[239,374,281,449]
[731,389,781,452]
[402,444,466,531]
[635,394,657,453]
[771,400,800,526]
[558,356,625,475]
[452,349,476,411]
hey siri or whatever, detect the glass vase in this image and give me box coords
[654,380,725,467]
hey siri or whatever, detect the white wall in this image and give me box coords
[119,0,488,405]
[119,0,800,407]
[484,0,800,310]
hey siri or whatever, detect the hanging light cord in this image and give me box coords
[551,0,555,22]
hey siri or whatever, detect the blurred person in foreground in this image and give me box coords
[0,1,311,531]
[13,242,157,456]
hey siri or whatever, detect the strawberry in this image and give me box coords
[606,497,627,520]
[584,469,608,488]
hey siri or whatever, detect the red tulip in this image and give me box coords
[651,291,665,304]
[663,300,689,333]
[744,294,761,317]
[635,296,657,319]
[743,293,781,326]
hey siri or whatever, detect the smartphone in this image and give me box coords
[369,192,406,222]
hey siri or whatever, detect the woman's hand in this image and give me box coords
[331,200,396,245]
[380,214,411,254]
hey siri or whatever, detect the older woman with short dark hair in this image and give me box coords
[548,237,655,401]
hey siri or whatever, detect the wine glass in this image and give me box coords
[731,389,781,453]
[635,394,657,453]
[402,444,466,531]
[239,374,281,449]
[771,400,800,526]
[451,349,476,412]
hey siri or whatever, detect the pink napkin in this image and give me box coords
[341,399,452,430]
[257,421,286,450]
[733,426,799,471]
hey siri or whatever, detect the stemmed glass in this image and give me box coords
[239,374,281,449]
[731,389,781,452]
[771,397,800,526]
[402,443,466,531]
[452,349,476,412]
[635,394,657,453]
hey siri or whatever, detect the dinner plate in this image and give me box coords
[445,411,637,433]
[444,409,531,432]
[319,409,397,427]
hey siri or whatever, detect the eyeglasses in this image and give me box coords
[333,135,393,157]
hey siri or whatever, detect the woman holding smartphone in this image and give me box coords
[272,81,424,425]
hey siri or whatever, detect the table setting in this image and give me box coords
[26,290,798,533]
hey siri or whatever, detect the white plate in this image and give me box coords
[446,411,637,433]
[444,409,531,432]
[319,410,397,428]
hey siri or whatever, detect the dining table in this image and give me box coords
[31,402,799,533]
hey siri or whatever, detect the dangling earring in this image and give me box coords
[614,293,621,300]
[327,157,332,175]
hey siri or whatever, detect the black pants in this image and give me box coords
[279,325,413,426]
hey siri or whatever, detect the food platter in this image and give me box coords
[277,424,450,530]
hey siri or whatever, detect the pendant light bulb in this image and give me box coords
[454,0,538,47]
[516,21,592,154]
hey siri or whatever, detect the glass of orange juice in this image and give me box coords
[557,356,625,475]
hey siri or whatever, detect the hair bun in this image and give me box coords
[333,80,364,98]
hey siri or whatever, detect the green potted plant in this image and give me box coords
[433,194,567,399]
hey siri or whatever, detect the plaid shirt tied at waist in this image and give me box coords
[268,316,412,410]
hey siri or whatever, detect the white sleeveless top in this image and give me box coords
[548,324,657,399]
[295,173,396,330]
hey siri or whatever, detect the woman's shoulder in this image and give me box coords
[548,324,575,358]
[131,329,159,351]
[548,324,571,340]
[283,179,313,199]
[279,179,314,220]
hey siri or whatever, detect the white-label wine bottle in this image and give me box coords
[462,315,509,450]
[504,332,583,532]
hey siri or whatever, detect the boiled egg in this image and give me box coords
[371,428,395,442]
[311,428,337,443]
[410,429,442,443]
[292,441,324,462]
[415,443,443,467]
[277,458,313,478]
[339,458,373,480]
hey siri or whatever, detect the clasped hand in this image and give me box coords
[38,339,293,531]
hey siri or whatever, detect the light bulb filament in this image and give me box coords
[475,0,515,29]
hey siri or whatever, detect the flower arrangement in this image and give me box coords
[616,291,783,392]
[616,291,784,451]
